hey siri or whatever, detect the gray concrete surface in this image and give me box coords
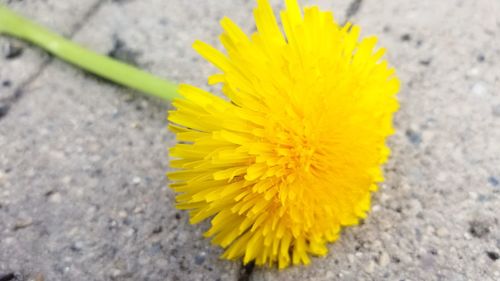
[0,0,499,280]
[0,0,103,113]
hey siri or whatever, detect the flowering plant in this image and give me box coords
[168,0,399,268]
[0,0,399,269]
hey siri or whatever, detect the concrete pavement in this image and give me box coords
[1,0,499,280]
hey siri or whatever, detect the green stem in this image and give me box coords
[0,5,179,101]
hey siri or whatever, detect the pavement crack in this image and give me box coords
[0,59,50,121]
[68,0,106,37]
[344,0,363,24]
[0,0,106,120]
[237,261,255,281]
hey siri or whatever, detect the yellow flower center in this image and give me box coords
[168,0,399,269]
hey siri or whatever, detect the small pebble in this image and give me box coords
[467,68,480,77]
[421,253,435,269]
[125,228,135,237]
[61,176,72,184]
[437,172,447,182]
[379,220,392,231]
[133,206,144,214]
[195,252,206,265]
[147,241,162,254]
[392,252,413,263]
[492,105,500,117]
[48,192,62,203]
[371,240,382,249]
[380,193,390,202]
[3,237,15,245]
[405,129,422,145]
[130,122,142,129]
[70,241,83,252]
[3,42,23,59]
[468,192,478,200]
[118,210,128,218]
[110,269,121,278]
[494,259,500,271]
[478,194,490,202]
[471,82,487,96]
[379,252,390,267]
[469,220,489,238]
[408,199,423,213]
[488,176,499,187]
[132,176,141,185]
[436,227,449,237]
[109,220,117,228]
[34,273,44,281]
[14,218,33,230]
[152,226,163,234]
[425,225,435,235]
[89,155,101,162]
[421,130,435,143]
[365,260,375,273]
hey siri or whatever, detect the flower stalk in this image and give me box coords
[0,4,179,101]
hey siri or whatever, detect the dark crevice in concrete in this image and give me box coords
[487,251,499,261]
[0,273,15,281]
[401,33,412,42]
[237,261,255,281]
[0,0,106,120]
[344,0,363,24]
[0,104,10,119]
[5,60,49,95]
[111,0,135,3]
[3,41,24,59]
[68,1,106,37]
[107,36,142,66]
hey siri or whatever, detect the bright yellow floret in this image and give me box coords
[168,0,399,269]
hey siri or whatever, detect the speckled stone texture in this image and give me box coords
[0,0,499,281]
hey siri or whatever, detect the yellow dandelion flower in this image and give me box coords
[168,0,399,269]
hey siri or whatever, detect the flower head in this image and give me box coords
[168,0,399,269]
